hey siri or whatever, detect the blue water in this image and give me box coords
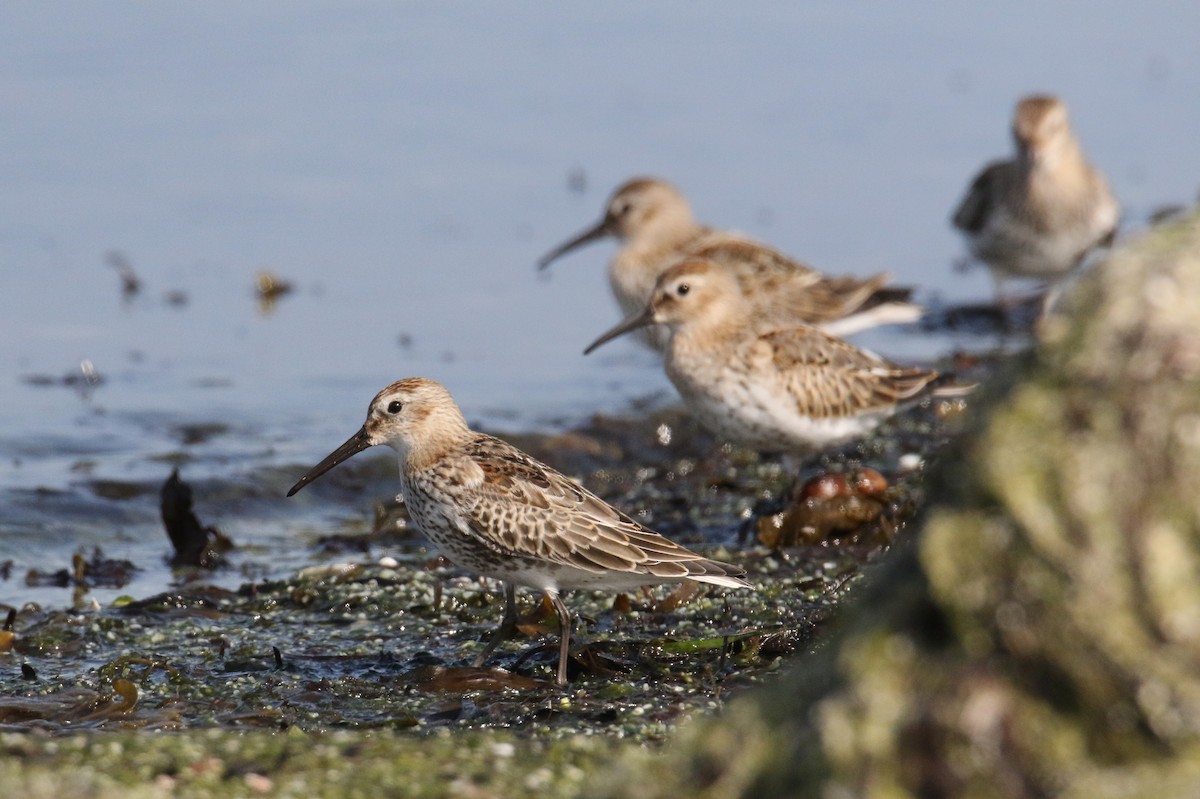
[2,2,1198,607]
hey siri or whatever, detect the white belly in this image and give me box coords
[667,358,886,453]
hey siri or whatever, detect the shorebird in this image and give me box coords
[287,377,749,686]
[952,94,1119,307]
[585,259,947,454]
[539,177,921,349]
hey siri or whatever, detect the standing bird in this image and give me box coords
[539,177,921,349]
[585,259,946,454]
[287,377,749,686]
[952,95,1119,307]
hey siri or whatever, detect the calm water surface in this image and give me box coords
[2,3,1198,607]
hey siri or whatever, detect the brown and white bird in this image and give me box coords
[287,377,749,686]
[586,259,947,454]
[540,177,921,349]
[952,94,1119,305]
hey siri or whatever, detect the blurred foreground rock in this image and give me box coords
[595,216,1200,798]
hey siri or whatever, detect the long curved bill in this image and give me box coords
[583,306,657,355]
[287,426,373,497]
[537,218,612,270]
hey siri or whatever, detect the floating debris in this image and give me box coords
[567,166,588,195]
[160,468,234,568]
[255,269,294,315]
[24,568,71,588]
[1147,203,1189,226]
[75,548,139,588]
[411,665,544,693]
[24,547,137,590]
[105,250,141,297]
[757,468,893,548]
[171,421,231,445]
[20,359,104,396]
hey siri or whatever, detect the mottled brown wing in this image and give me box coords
[454,435,747,583]
[759,327,939,419]
[953,160,1009,234]
[688,234,822,290]
[774,271,896,322]
[688,233,902,323]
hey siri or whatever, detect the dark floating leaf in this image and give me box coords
[411,665,544,693]
[160,468,234,568]
[105,250,141,297]
[89,479,150,500]
[173,422,230,445]
[25,568,71,588]
[78,547,139,589]
[26,547,138,590]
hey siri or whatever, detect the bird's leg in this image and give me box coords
[472,582,517,667]
[992,272,1012,312]
[1039,278,1066,319]
[546,590,572,687]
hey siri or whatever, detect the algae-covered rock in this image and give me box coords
[593,216,1200,798]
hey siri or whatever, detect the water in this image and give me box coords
[2,2,1198,607]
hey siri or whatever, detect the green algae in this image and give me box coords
[0,727,608,799]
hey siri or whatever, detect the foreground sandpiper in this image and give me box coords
[539,177,921,348]
[952,94,1119,305]
[586,259,949,454]
[287,377,750,686]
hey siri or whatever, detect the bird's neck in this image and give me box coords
[397,415,472,474]
[667,302,744,359]
[1022,135,1085,178]
[629,211,701,252]
[1025,138,1103,217]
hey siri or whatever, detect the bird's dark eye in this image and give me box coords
[387,400,403,414]
[676,283,690,296]
[616,202,631,216]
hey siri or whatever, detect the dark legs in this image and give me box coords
[473,582,517,667]
[473,583,573,686]
[545,589,572,687]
